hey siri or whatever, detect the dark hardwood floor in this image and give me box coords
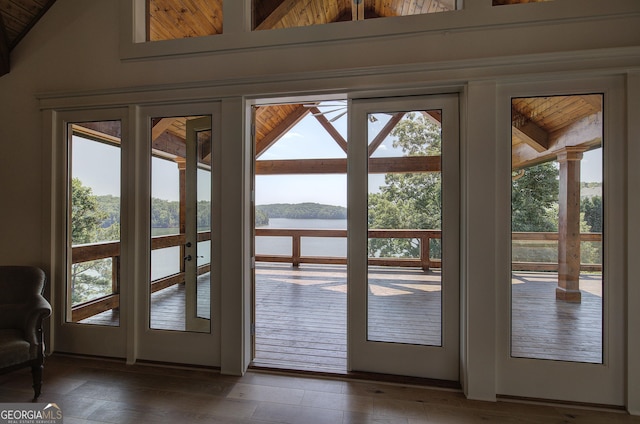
[0,355,637,424]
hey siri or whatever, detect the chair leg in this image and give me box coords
[31,364,43,401]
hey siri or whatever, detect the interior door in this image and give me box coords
[348,94,460,380]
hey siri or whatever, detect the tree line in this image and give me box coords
[256,203,347,223]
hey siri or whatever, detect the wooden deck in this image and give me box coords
[81,265,603,372]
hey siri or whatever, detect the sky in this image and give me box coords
[71,105,603,208]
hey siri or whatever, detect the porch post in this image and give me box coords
[556,147,584,303]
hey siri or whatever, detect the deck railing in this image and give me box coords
[255,228,441,270]
[70,232,211,322]
[70,230,602,321]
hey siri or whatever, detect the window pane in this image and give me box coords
[253,0,456,31]
[68,121,121,326]
[493,0,552,5]
[510,94,603,363]
[148,0,223,41]
[149,116,212,332]
[367,111,443,346]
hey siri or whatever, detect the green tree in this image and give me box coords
[511,162,559,232]
[581,195,602,233]
[367,113,442,259]
[255,208,269,227]
[70,178,116,305]
[71,178,108,244]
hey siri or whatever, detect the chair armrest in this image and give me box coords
[22,295,52,347]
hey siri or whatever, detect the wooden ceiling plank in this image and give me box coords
[1,0,36,25]
[368,112,406,157]
[579,94,603,112]
[255,104,310,158]
[5,0,56,49]
[183,0,222,35]
[309,107,348,154]
[152,131,187,159]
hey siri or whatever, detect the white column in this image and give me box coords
[462,80,497,401]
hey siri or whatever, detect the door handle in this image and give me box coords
[184,255,192,261]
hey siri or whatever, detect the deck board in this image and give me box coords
[80,264,603,372]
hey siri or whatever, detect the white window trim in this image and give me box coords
[118,0,637,61]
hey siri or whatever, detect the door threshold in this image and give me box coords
[249,362,461,391]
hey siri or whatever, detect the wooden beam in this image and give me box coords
[151,117,177,141]
[309,107,348,154]
[368,112,405,157]
[352,0,365,20]
[152,130,186,158]
[512,112,602,169]
[256,156,441,174]
[0,13,9,76]
[256,0,299,30]
[421,110,442,124]
[255,104,310,158]
[512,109,549,153]
[71,122,122,144]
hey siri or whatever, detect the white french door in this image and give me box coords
[54,108,129,358]
[496,78,625,405]
[136,103,221,366]
[348,94,460,381]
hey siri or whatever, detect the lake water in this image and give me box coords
[151,218,347,280]
[256,218,348,257]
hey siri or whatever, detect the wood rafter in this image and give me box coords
[352,0,365,20]
[368,113,406,157]
[71,122,121,144]
[256,156,440,175]
[255,0,300,30]
[512,108,549,153]
[255,104,310,158]
[512,112,603,170]
[309,107,348,154]
[421,110,442,124]
[152,117,177,141]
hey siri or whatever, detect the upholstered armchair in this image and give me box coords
[0,266,52,401]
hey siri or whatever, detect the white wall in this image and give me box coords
[1,0,639,411]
